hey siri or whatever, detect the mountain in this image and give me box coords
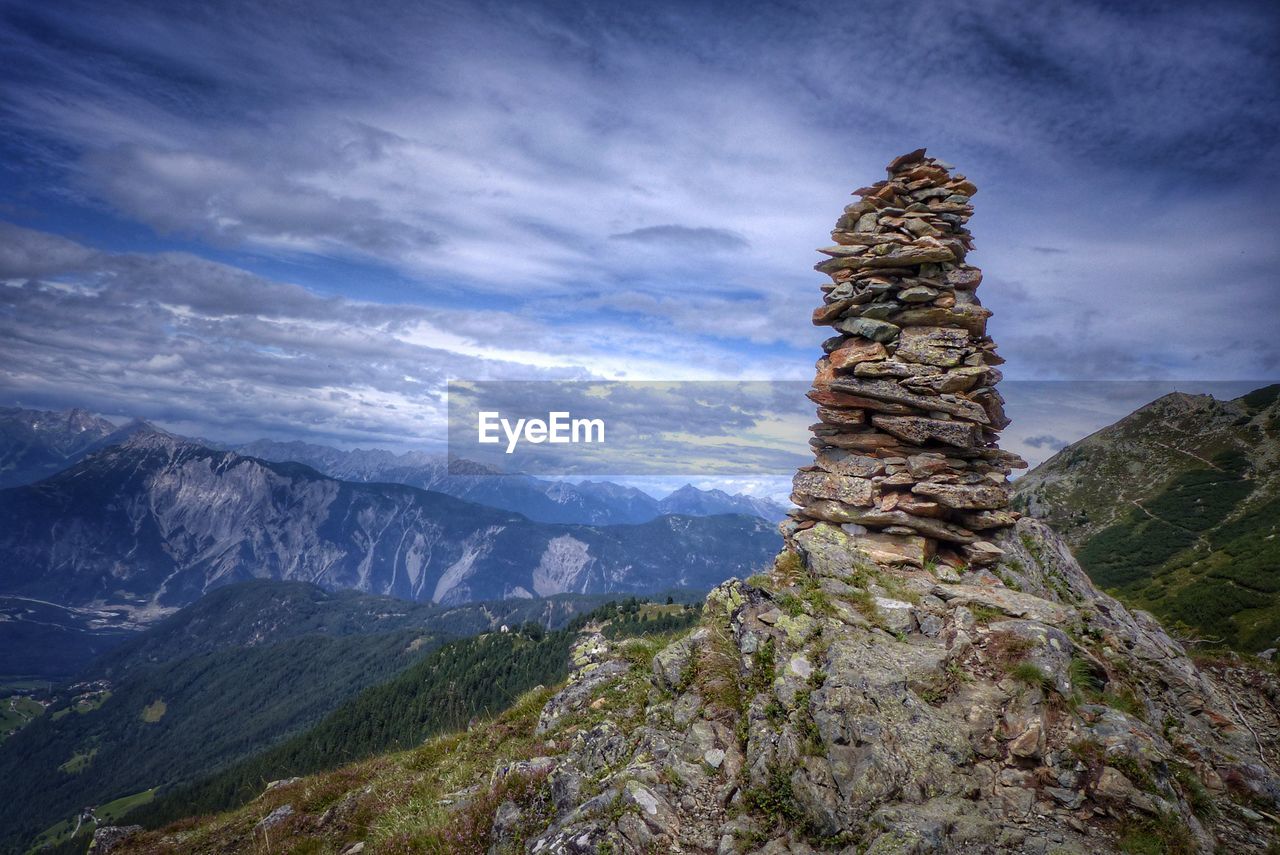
[0,580,616,852]
[98,520,1280,854]
[237,438,788,525]
[0,428,778,614]
[657,482,788,520]
[0,410,787,525]
[1014,384,1280,650]
[0,407,116,488]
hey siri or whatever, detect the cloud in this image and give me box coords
[610,225,748,251]
[0,223,799,448]
[0,0,1277,454]
[1023,434,1068,449]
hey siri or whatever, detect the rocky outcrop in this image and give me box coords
[786,149,1025,572]
[89,825,144,853]
[489,519,1280,853]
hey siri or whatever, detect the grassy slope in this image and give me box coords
[110,617,683,855]
[1014,384,1280,650]
[125,602,697,831]
[7,601,695,854]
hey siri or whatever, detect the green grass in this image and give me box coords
[1008,662,1050,689]
[140,699,167,723]
[58,747,98,774]
[30,789,158,851]
[98,788,157,822]
[0,695,44,741]
[1117,811,1197,855]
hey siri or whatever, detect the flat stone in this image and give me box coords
[817,244,871,257]
[887,148,928,171]
[829,378,990,424]
[955,510,1019,529]
[903,366,987,394]
[815,431,904,452]
[898,285,940,302]
[892,305,992,336]
[833,316,901,342]
[906,453,951,478]
[793,470,875,506]
[814,447,885,477]
[808,388,916,414]
[912,481,1009,509]
[881,493,946,518]
[815,243,956,273]
[853,359,939,378]
[872,415,978,448]
[829,339,887,371]
[896,323,972,348]
[849,531,932,566]
[812,299,855,325]
[962,540,1005,566]
[816,406,866,426]
[802,500,978,543]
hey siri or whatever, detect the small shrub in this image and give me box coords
[1173,765,1216,819]
[1117,811,1196,855]
[1068,655,1104,695]
[743,763,803,825]
[968,603,1003,624]
[774,551,806,587]
[746,637,777,696]
[985,631,1035,670]
[1008,662,1050,690]
[777,593,806,618]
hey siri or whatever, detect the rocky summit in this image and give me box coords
[785,148,1025,572]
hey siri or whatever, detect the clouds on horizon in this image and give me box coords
[0,0,1277,455]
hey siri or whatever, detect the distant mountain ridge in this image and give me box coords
[236,438,789,524]
[0,427,778,615]
[0,406,116,488]
[1014,383,1280,649]
[0,407,787,524]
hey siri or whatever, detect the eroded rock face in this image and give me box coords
[486,519,1280,853]
[788,149,1028,571]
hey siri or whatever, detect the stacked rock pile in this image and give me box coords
[783,148,1026,569]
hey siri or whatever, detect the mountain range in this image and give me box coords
[0,407,786,526]
[236,438,788,524]
[0,418,779,679]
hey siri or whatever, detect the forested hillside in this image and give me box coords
[1015,384,1280,649]
[0,582,619,854]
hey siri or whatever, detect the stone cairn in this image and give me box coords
[782,148,1026,569]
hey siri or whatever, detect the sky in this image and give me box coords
[1,0,1278,490]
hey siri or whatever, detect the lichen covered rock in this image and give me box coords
[495,518,1280,853]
